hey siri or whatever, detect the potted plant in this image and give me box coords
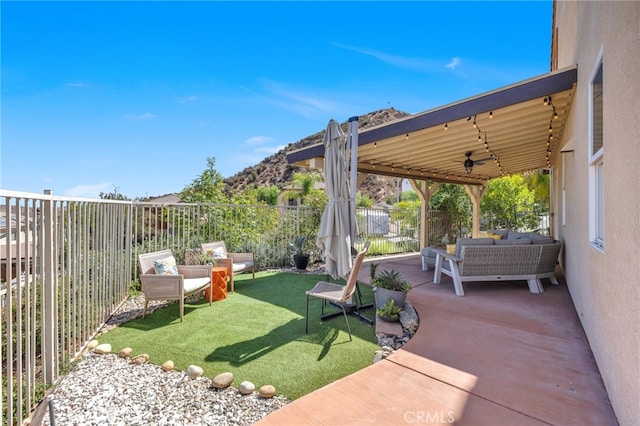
[290,235,310,270]
[376,299,402,322]
[370,262,411,310]
[184,248,217,266]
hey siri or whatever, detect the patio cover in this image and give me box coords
[316,120,353,280]
[287,66,577,186]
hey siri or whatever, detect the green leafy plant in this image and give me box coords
[376,299,402,321]
[369,264,411,293]
[197,252,217,265]
[289,235,309,256]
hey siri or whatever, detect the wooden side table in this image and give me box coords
[207,266,228,301]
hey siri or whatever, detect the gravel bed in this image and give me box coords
[39,295,291,426]
[41,353,290,426]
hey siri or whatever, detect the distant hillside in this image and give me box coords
[223,108,410,204]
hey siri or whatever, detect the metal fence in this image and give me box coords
[128,203,434,276]
[1,191,441,424]
[1,190,132,425]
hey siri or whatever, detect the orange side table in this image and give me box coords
[207,266,228,301]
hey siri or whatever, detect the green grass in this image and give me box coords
[98,271,378,400]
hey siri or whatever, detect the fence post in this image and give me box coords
[41,190,58,383]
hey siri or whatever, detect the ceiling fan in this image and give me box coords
[460,151,492,174]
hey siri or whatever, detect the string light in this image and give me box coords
[544,96,558,167]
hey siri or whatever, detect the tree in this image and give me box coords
[285,171,323,206]
[400,190,419,202]
[99,186,129,200]
[356,191,373,207]
[429,184,472,239]
[481,175,537,230]
[523,171,550,205]
[249,185,280,205]
[179,157,227,203]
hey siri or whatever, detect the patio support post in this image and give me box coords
[410,180,440,247]
[463,185,486,238]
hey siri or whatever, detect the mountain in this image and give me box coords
[223,108,410,204]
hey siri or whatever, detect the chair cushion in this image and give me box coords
[153,256,179,275]
[183,277,211,294]
[232,261,254,273]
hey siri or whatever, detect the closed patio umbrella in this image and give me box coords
[316,119,354,280]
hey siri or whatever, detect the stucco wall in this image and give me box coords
[553,2,640,424]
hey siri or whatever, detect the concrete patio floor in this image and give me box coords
[257,253,617,425]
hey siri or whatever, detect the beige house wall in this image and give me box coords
[552,2,640,424]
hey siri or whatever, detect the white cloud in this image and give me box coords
[332,42,441,72]
[123,112,157,120]
[446,57,461,69]
[65,183,113,198]
[254,145,285,155]
[260,79,346,119]
[244,136,274,145]
[179,95,198,103]
[66,82,87,88]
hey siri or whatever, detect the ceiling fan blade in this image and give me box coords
[474,156,494,165]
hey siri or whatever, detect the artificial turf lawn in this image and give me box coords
[99,271,379,399]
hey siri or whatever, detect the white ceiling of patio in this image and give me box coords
[288,66,577,186]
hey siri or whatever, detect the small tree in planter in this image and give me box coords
[369,262,411,310]
[290,235,310,270]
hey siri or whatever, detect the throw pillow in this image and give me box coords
[153,256,179,275]
[207,247,227,259]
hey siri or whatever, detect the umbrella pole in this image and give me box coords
[347,116,359,246]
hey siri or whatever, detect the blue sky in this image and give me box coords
[1,1,552,199]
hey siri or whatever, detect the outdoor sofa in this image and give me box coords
[432,230,561,296]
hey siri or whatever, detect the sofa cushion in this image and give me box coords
[528,232,555,244]
[507,230,531,240]
[455,237,494,257]
[495,238,532,245]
